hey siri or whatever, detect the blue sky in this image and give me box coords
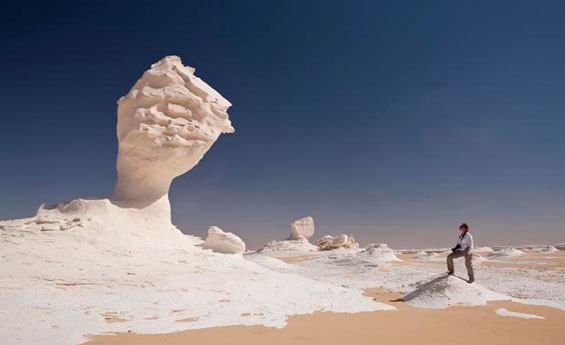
[1,1,564,248]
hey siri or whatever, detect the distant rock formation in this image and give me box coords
[533,246,558,253]
[111,56,234,223]
[360,243,400,262]
[473,246,494,253]
[316,234,358,250]
[256,217,318,256]
[554,243,565,250]
[260,238,319,256]
[288,216,315,240]
[203,226,246,254]
[487,248,524,258]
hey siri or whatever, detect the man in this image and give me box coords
[447,223,474,283]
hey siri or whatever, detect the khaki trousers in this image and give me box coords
[447,251,474,280]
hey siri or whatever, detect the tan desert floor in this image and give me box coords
[84,252,565,345]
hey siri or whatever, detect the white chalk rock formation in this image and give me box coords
[19,56,235,236]
[554,243,565,250]
[402,274,510,309]
[533,246,558,253]
[20,56,235,237]
[316,234,358,250]
[260,238,319,257]
[203,226,246,254]
[360,243,400,262]
[111,55,234,224]
[412,252,441,261]
[288,216,315,240]
[474,246,494,253]
[488,248,525,258]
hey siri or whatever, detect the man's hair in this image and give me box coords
[459,223,469,230]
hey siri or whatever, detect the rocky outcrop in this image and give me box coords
[487,248,524,258]
[288,216,315,240]
[361,243,400,262]
[316,234,358,250]
[203,226,246,254]
[111,56,234,224]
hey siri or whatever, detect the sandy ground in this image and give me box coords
[84,252,565,345]
[84,290,565,345]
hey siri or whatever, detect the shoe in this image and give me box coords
[467,278,474,284]
[447,271,454,275]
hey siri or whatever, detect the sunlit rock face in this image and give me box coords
[288,216,315,240]
[203,226,246,254]
[112,56,234,213]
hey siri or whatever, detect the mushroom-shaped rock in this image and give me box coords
[288,216,315,240]
[111,56,234,224]
[316,234,358,250]
[203,226,246,254]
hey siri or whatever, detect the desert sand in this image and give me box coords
[84,266,565,345]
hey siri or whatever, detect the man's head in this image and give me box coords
[459,223,469,233]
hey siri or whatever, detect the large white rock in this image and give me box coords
[203,226,246,254]
[21,57,234,237]
[316,234,358,250]
[289,216,315,240]
[111,56,234,225]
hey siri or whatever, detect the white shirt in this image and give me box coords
[457,232,474,254]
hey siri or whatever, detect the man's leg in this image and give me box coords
[446,251,463,274]
[465,254,474,283]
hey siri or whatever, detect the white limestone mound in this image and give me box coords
[316,234,358,251]
[394,249,421,254]
[554,243,565,250]
[402,274,511,309]
[495,308,545,320]
[202,226,246,254]
[412,252,441,261]
[259,238,319,257]
[532,246,558,253]
[360,243,400,262]
[395,248,449,254]
[474,246,494,253]
[288,216,315,240]
[488,248,525,258]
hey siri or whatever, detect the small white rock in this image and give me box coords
[203,226,246,254]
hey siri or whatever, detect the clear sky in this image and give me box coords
[1,1,564,249]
